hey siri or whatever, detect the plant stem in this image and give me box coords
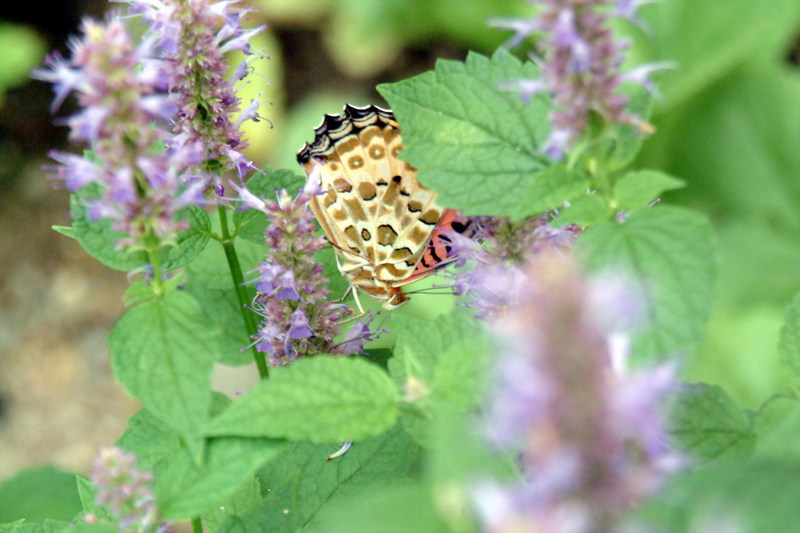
[217,204,269,379]
[144,225,164,296]
[191,517,203,533]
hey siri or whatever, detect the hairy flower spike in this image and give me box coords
[472,253,681,533]
[493,0,655,158]
[33,18,204,249]
[88,446,169,532]
[244,177,384,366]
[123,0,268,189]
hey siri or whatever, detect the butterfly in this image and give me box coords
[297,104,473,311]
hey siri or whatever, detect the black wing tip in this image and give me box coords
[296,104,396,165]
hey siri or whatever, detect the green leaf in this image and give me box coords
[0,467,81,524]
[186,232,264,291]
[109,291,217,458]
[51,226,77,239]
[155,437,283,520]
[520,164,590,217]
[780,291,800,382]
[669,383,754,461]
[200,477,261,532]
[389,310,490,443]
[751,395,800,461]
[183,283,253,366]
[613,170,686,212]
[638,459,800,533]
[161,206,211,269]
[555,193,611,227]
[238,427,418,532]
[116,408,182,470]
[576,206,716,362]
[305,483,446,533]
[69,190,148,271]
[378,49,551,218]
[205,356,398,442]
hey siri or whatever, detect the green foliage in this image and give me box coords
[379,49,553,218]
[205,356,398,442]
[576,206,716,363]
[0,467,81,524]
[233,428,419,531]
[109,290,218,460]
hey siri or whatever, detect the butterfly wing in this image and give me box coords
[297,105,445,289]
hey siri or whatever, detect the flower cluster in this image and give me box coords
[447,215,581,319]
[240,175,383,366]
[123,0,267,191]
[472,253,681,533]
[85,446,168,532]
[33,18,205,249]
[492,0,656,158]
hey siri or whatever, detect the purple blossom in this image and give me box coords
[121,0,267,190]
[495,0,656,158]
[32,17,205,249]
[446,215,581,319]
[243,177,384,366]
[472,253,682,533]
[86,446,169,532]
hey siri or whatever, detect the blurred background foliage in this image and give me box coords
[1,0,800,520]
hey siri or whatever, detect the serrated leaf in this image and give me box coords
[155,437,283,520]
[182,284,253,365]
[116,408,182,470]
[613,169,686,212]
[521,164,590,217]
[109,291,217,458]
[576,206,715,362]
[556,193,611,227]
[378,49,551,218]
[389,310,489,443]
[238,427,418,532]
[69,192,148,271]
[205,357,398,442]
[161,206,211,269]
[669,383,754,461]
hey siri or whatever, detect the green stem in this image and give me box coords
[191,517,203,533]
[217,204,269,379]
[144,225,165,296]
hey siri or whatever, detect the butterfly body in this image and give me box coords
[297,105,464,309]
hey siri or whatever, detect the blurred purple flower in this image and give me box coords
[121,0,268,190]
[243,175,384,366]
[472,253,682,533]
[492,0,661,158]
[87,446,168,532]
[32,17,204,249]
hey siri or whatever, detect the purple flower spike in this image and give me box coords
[88,446,169,532]
[497,0,657,157]
[472,253,683,532]
[243,179,384,365]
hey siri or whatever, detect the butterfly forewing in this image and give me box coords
[297,105,450,308]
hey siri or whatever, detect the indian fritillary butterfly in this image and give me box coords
[297,104,472,311]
